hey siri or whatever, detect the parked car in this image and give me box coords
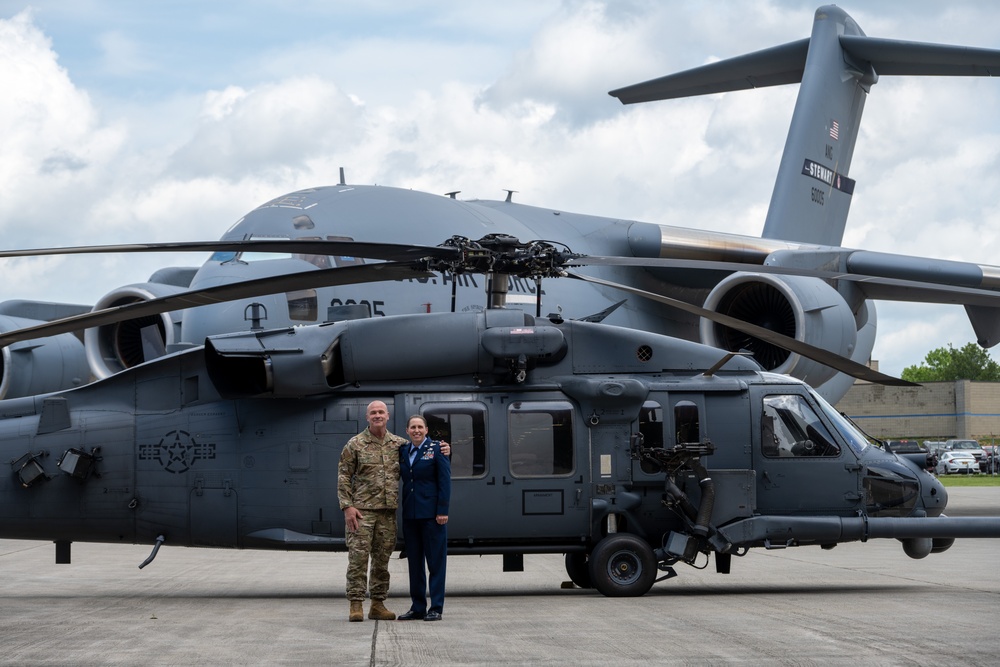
[944,439,988,471]
[983,445,1000,474]
[936,451,981,475]
[886,440,935,471]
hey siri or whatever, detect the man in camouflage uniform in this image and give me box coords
[338,400,406,622]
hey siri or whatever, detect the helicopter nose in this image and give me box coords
[920,473,948,517]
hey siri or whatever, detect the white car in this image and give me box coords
[936,451,981,475]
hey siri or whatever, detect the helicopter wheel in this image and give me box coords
[588,533,656,597]
[564,552,592,588]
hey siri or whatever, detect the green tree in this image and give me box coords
[901,342,1000,382]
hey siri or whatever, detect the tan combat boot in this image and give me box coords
[349,600,364,622]
[368,600,396,621]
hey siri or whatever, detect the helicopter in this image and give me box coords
[5,5,1000,407]
[2,234,999,598]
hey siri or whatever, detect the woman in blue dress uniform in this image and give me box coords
[397,415,451,621]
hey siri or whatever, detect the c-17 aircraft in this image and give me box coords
[3,5,1000,597]
[4,5,1000,407]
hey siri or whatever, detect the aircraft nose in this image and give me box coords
[920,473,948,517]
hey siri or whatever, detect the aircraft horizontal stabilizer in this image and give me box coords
[609,39,809,104]
[840,36,1000,77]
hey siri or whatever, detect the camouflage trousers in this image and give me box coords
[345,508,397,601]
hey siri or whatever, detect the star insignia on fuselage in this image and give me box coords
[139,430,216,474]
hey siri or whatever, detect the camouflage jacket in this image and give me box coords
[337,428,407,510]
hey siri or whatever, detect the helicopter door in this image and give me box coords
[416,396,588,543]
[502,398,588,540]
[751,388,863,516]
[419,400,505,539]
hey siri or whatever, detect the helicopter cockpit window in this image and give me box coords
[422,404,487,479]
[761,394,840,457]
[286,289,318,321]
[508,401,574,477]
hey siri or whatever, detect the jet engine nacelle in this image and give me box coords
[84,282,186,380]
[699,273,857,388]
[0,315,90,399]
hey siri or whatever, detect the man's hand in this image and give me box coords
[344,506,363,532]
[440,441,451,456]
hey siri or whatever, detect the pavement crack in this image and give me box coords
[370,619,379,667]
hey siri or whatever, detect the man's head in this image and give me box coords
[366,400,389,436]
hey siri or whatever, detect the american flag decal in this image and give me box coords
[829,119,839,140]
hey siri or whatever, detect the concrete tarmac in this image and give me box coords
[2,488,999,666]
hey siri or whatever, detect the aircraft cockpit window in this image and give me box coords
[813,391,870,454]
[508,401,574,477]
[327,236,365,268]
[423,404,487,479]
[761,394,841,458]
[286,289,317,321]
[238,251,294,262]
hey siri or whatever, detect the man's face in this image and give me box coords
[367,402,388,430]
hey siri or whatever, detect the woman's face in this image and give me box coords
[407,419,427,444]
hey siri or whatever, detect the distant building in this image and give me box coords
[834,364,1000,441]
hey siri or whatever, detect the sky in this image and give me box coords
[2,0,1000,378]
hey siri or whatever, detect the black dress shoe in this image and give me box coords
[424,610,442,621]
[397,610,425,621]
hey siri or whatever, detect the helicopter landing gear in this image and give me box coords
[588,533,656,597]
[564,552,592,588]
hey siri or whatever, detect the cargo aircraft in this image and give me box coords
[4,6,1000,404]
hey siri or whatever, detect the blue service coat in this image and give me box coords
[400,438,451,519]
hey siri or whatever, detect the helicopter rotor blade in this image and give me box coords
[564,271,914,386]
[0,261,432,349]
[566,256,1000,307]
[0,239,462,263]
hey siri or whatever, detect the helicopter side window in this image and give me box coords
[761,394,840,458]
[422,404,487,479]
[674,401,699,445]
[508,401,574,477]
[637,401,664,474]
[638,401,663,448]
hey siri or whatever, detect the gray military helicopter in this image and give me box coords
[2,234,1000,598]
[5,4,1000,406]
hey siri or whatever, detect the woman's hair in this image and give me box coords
[406,414,427,427]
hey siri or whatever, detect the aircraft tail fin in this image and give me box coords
[610,5,1000,247]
